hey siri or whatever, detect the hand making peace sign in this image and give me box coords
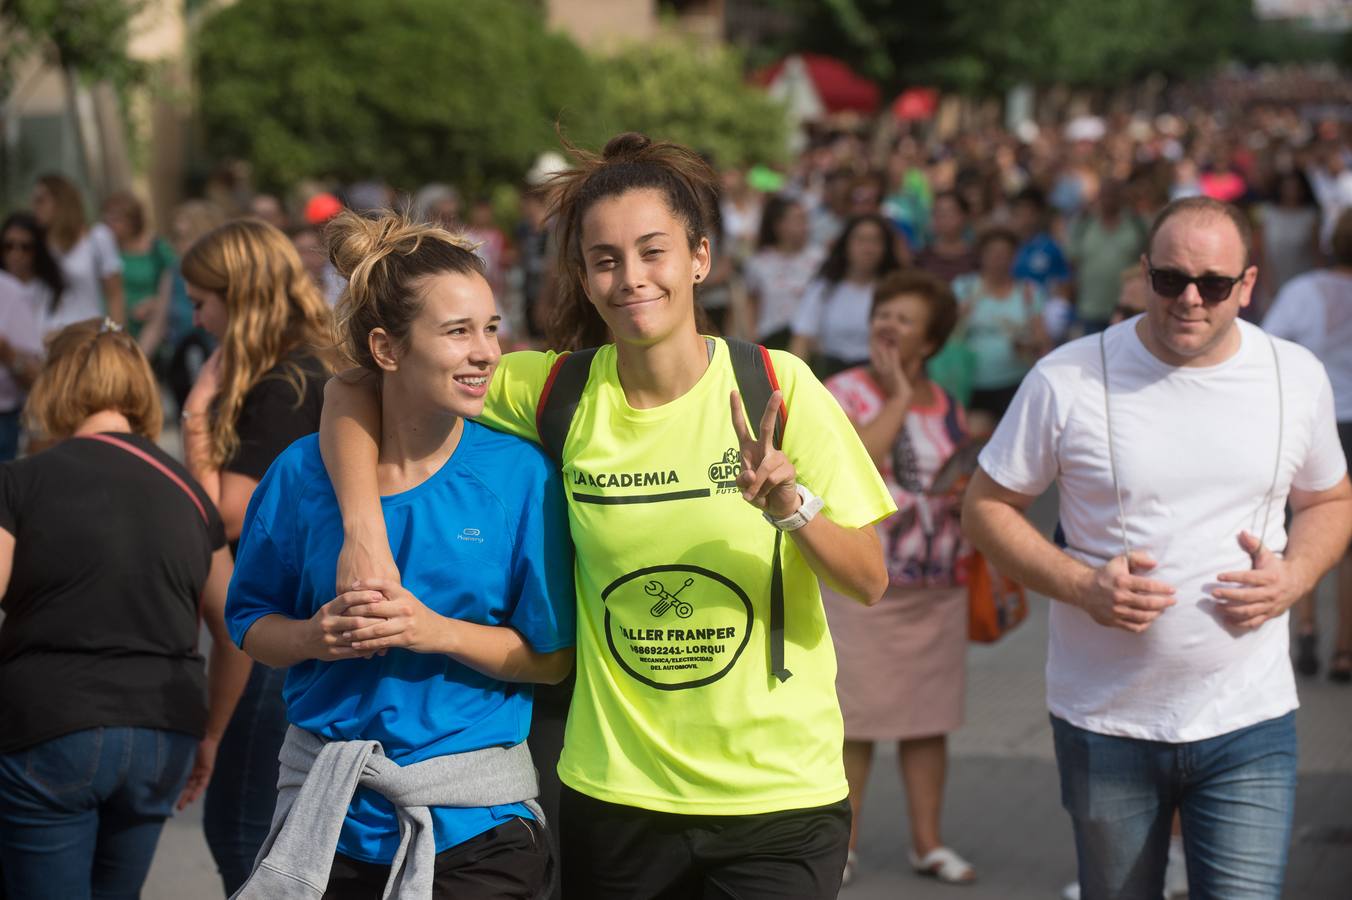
[730,389,801,520]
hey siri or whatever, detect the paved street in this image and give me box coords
[140,490,1352,899]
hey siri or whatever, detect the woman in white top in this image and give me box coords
[790,213,902,378]
[744,195,824,350]
[30,174,124,330]
[1,213,65,340]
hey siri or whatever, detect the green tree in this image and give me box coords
[593,39,788,168]
[763,0,1329,95]
[195,0,603,191]
[1,0,149,195]
[0,0,148,94]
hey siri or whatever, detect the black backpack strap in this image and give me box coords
[725,337,792,684]
[535,348,599,465]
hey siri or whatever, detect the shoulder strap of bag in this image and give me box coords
[725,337,792,683]
[938,386,965,446]
[77,433,208,525]
[535,348,600,465]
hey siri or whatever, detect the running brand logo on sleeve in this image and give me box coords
[602,564,753,690]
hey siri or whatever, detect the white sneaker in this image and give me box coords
[842,848,859,887]
[1060,882,1080,900]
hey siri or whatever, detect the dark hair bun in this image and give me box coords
[603,132,653,161]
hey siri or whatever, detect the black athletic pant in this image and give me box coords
[559,786,850,900]
[323,818,551,900]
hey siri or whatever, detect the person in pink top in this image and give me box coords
[822,269,976,886]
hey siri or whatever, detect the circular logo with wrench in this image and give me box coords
[601,564,753,690]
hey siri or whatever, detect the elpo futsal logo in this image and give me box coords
[707,447,741,494]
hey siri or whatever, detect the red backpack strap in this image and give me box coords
[535,348,599,465]
[724,337,786,448]
[78,433,209,525]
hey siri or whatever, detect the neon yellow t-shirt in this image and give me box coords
[480,338,896,815]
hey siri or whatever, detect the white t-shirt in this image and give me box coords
[15,278,57,340]
[0,271,43,413]
[791,278,873,363]
[743,246,824,338]
[1263,269,1352,422]
[49,222,121,333]
[979,317,1346,742]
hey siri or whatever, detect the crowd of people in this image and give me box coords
[0,95,1349,900]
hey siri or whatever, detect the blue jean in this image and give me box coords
[0,727,197,900]
[1052,712,1297,900]
[203,662,289,895]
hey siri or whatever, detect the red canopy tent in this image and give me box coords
[752,53,882,117]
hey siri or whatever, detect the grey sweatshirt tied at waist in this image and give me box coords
[231,724,546,900]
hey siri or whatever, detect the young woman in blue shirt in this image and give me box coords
[225,212,575,899]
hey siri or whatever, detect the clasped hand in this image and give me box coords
[309,578,445,659]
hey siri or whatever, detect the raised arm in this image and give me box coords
[319,371,401,588]
[850,347,913,469]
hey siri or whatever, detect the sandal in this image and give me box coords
[910,846,976,884]
[1295,631,1319,677]
[1331,650,1352,684]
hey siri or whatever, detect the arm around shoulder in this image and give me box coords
[320,370,401,587]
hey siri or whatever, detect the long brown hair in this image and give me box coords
[544,132,720,351]
[181,218,339,467]
[36,173,87,254]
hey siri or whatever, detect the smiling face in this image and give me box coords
[1138,211,1255,368]
[375,271,501,419]
[870,292,934,369]
[579,188,709,347]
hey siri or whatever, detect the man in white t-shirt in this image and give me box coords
[963,197,1352,899]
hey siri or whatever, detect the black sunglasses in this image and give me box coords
[1146,263,1246,303]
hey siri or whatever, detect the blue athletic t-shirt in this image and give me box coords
[226,422,574,863]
